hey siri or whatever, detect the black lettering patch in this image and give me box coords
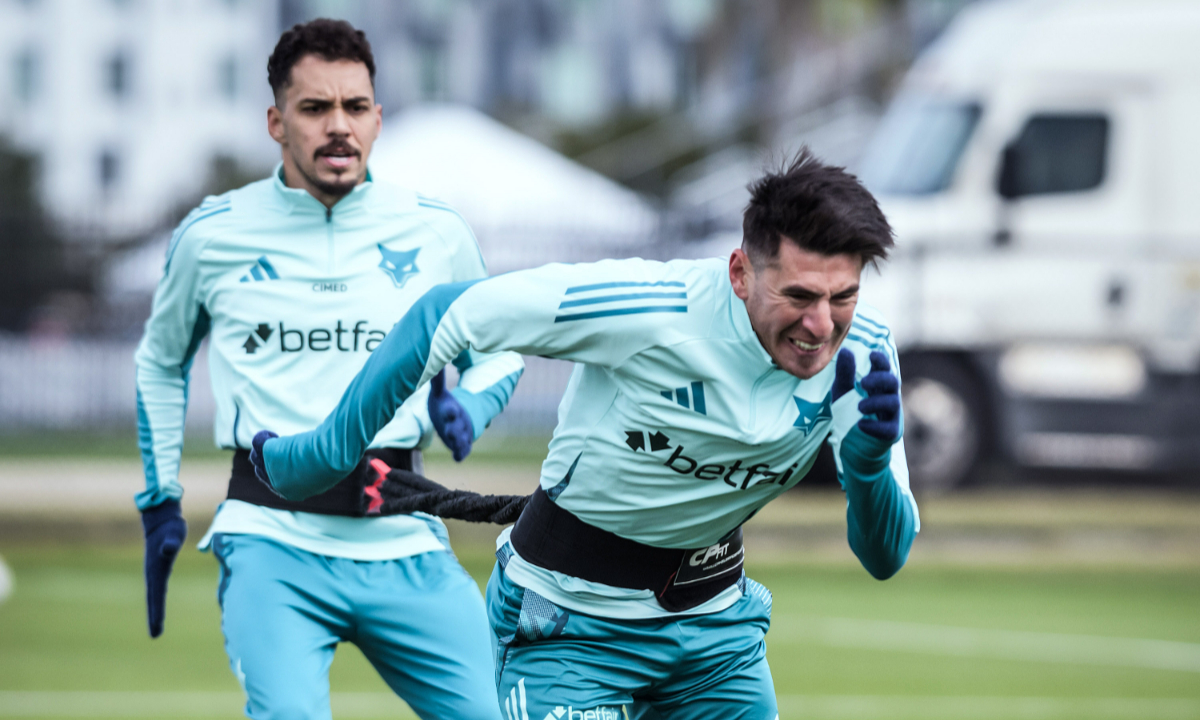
[673,529,744,587]
[655,528,745,612]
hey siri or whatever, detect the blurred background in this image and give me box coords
[1,0,1198,719]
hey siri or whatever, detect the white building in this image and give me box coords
[1,0,710,241]
[0,0,280,239]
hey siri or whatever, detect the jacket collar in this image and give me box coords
[270,163,375,215]
[726,272,776,368]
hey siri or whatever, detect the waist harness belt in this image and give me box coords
[227,448,417,517]
[510,487,744,613]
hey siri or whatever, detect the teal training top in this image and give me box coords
[265,256,918,613]
[134,167,524,560]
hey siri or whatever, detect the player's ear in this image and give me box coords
[729,248,753,300]
[267,104,286,145]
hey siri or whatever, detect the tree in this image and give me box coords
[0,142,70,333]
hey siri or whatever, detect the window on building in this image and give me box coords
[219,55,238,101]
[15,48,39,103]
[99,150,120,191]
[1002,114,1109,196]
[107,51,129,99]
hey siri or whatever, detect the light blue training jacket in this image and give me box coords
[134,167,524,560]
[264,256,918,613]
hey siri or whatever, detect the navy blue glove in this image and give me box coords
[832,348,914,579]
[833,348,902,445]
[249,430,280,494]
[141,500,187,638]
[832,347,858,403]
[427,370,474,462]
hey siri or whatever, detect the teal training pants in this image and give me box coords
[211,533,502,720]
[486,561,778,720]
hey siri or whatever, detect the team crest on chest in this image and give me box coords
[377,244,421,288]
[793,393,833,437]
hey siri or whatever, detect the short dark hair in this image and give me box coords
[267,18,376,103]
[742,148,893,268]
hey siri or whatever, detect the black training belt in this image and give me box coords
[510,487,744,613]
[227,448,417,517]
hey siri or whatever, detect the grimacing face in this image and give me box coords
[729,240,863,380]
[267,54,382,207]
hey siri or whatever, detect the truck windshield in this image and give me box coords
[859,99,982,195]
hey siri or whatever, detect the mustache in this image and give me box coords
[313,140,361,160]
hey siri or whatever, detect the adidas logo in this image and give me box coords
[504,679,528,720]
[239,256,280,283]
[660,380,706,415]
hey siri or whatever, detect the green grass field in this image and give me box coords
[1,536,1198,720]
[1,438,1198,718]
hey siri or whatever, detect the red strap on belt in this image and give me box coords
[364,458,391,515]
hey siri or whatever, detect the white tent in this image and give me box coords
[368,104,661,271]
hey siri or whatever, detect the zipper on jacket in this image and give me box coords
[325,207,334,272]
[747,367,773,429]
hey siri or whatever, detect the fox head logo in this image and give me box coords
[377,244,420,288]
[793,393,834,437]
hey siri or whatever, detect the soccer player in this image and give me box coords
[134,19,522,720]
[253,151,918,719]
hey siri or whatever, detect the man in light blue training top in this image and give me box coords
[134,19,522,720]
[253,150,918,719]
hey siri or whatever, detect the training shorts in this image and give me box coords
[213,533,502,720]
[487,561,778,720]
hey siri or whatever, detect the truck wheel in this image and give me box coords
[900,356,986,494]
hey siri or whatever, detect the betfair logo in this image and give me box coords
[241,324,273,354]
[625,429,801,490]
[241,320,388,354]
[663,444,801,490]
[239,256,280,283]
[624,430,670,452]
[660,380,706,415]
[545,707,627,720]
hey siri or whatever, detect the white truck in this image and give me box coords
[856,0,1200,491]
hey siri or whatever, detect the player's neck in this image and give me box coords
[280,161,360,210]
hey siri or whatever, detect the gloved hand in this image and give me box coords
[427,370,474,462]
[833,348,902,447]
[141,500,187,638]
[832,348,914,580]
[249,430,280,494]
